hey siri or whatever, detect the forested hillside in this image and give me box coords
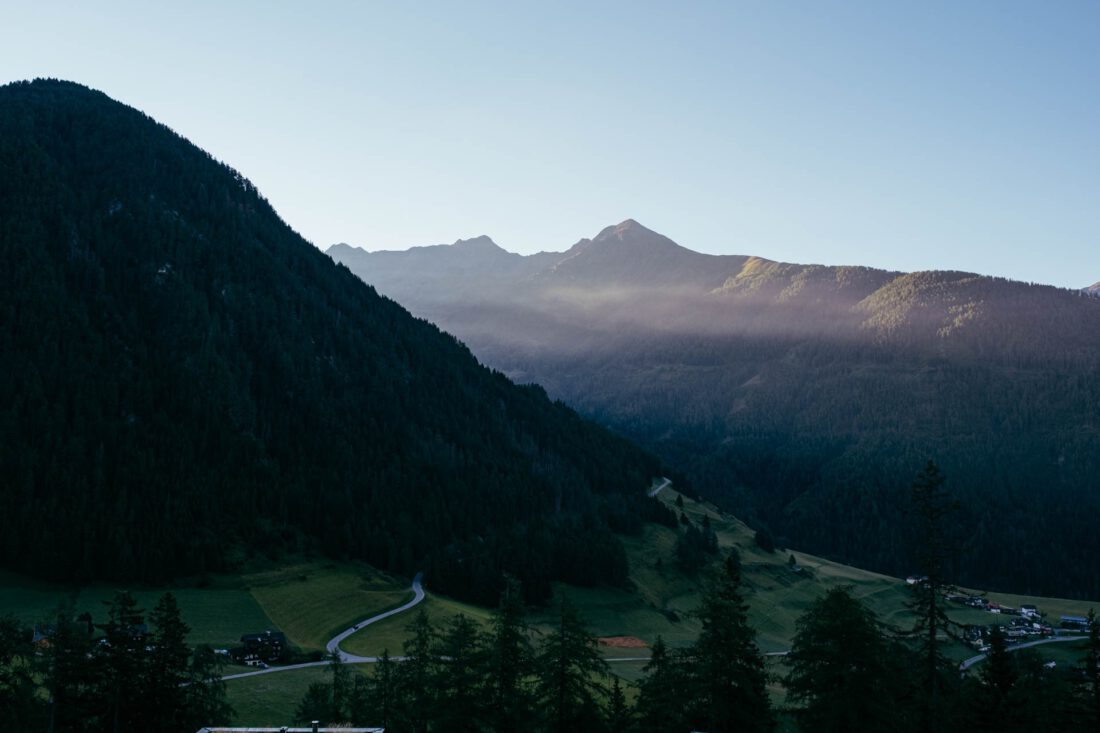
[331,220,1100,599]
[0,80,671,604]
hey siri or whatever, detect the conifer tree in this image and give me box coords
[605,676,633,733]
[294,683,332,726]
[485,577,535,733]
[1082,609,1100,732]
[0,615,43,728]
[396,608,436,733]
[95,591,147,733]
[784,586,896,733]
[535,594,610,733]
[635,636,685,731]
[433,613,486,733]
[355,650,398,730]
[147,593,191,729]
[684,555,773,733]
[327,652,351,724]
[184,645,233,730]
[907,460,962,733]
[43,604,97,732]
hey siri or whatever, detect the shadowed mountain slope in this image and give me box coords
[0,80,671,604]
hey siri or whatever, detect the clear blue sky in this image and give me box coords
[4,1,1098,287]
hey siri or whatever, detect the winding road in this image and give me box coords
[226,478,674,682]
[222,572,425,681]
[648,477,672,498]
[327,572,425,663]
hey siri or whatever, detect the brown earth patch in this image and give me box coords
[598,636,648,648]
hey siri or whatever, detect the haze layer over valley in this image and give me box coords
[331,220,1100,599]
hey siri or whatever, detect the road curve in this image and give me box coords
[222,572,425,681]
[959,634,1088,671]
[328,572,426,663]
[648,477,672,498]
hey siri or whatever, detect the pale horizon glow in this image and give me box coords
[3,1,1098,288]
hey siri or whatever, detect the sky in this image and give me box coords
[3,1,1098,287]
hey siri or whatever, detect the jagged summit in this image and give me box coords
[594,218,651,237]
[589,219,676,248]
[451,234,504,251]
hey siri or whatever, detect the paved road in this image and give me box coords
[222,572,424,681]
[959,635,1088,671]
[327,572,425,663]
[648,477,672,497]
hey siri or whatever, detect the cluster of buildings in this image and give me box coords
[944,594,1093,650]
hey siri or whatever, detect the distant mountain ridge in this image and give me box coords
[330,219,1100,599]
[330,219,1096,350]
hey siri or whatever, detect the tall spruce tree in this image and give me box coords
[147,593,191,731]
[294,683,332,726]
[184,645,233,729]
[683,555,773,733]
[1082,609,1100,732]
[485,577,535,733]
[907,460,962,733]
[635,636,685,731]
[95,591,148,733]
[0,616,44,728]
[396,608,436,733]
[973,625,1016,730]
[783,586,897,733]
[327,652,352,724]
[535,594,610,733]
[357,649,398,730]
[605,676,633,733]
[432,613,486,733]
[44,604,97,733]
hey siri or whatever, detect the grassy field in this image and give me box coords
[0,561,411,652]
[612,489,1100,660]
[0,570,274,648]
[6,486,1097,726]
[340,592,493,657]
[246,563,411,652]
[225,664,370,725]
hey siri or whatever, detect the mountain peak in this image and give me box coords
[1086,280,1100,293]
[452,234,503,252]
[593,218,660,242]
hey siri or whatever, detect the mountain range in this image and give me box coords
[330,220,1100,598]
[0,80,671,604]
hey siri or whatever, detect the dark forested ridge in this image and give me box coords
[0,79,670,603]
[330,220,1100,599]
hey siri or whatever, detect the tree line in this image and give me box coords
[288,463,1100,733]
[0,592,231,733]
[3,464,1100,731]
[287,564,1100,733]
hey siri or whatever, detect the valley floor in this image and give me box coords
[3,487,1096,725]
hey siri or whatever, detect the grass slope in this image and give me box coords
[5,490,1096,726]
[626,490,1099,658]
[224,665,367,726]
[0,560,410,652]
[340,593,493,657]
[246,563,411,652]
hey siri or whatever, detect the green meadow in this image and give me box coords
[4,486,1097,726]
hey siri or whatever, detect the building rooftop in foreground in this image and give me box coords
[198,728,383,733]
